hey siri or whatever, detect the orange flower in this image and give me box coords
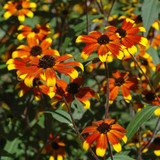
[12,33,58,59]
[81,119,127,157]
[15,78,56,101]
[76,31,123,62]
[3,0,36,22]
[42,134,66,160]
[105,18,148,54]
[7,53,84,87]
[51,77,99,109]
[101,70,138,104]
[17,24,50,40]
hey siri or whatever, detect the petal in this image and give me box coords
[107,132,122,152]
[81,43,99,60]
[55,54,73,63]
[77,97,90,109]
[98,45,108,62]
[104,119,115,124]
[109,86,119,103]
[121,85,132,103]
[27,32,39,47]
[96,134,107,157]
[127,26,146,34]
[40,38,52,50]
[44,68,56,87]
[89,31,102,39]
[76,35,97,43]
[110,130,127,143]
[81,126,97,134]
[111,124,126,132]
[83,132,100,151]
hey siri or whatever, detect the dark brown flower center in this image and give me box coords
[153,137,160,145]
[116,28,126,38]
[16,4,22,10]
[66,82,80,95]
[115,77,125,86]
[97,122,111,133]
[145,92,155,101]
[97,35,110,45]
[140,58,148,66]
[32,27,40,33]
[38,55,56,69]
[30,46,42,56]
[51,142,59,150]
[135,15,142,23]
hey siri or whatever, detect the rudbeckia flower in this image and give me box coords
[42,134,66,160]
[105,18,148,54]
[7,53,84,87]
[130,47,156,77]
[3,0,36,22]
[101,70,138,104]
[17,24,50,41]
[12,33,58,59]
[81,119,127,157]
[76,31,123,62]
[15,78,56,101]
[51,77,99,109]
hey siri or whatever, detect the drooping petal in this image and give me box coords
[81,126,97,134]
[76,35,97,43]
[121,84,132,103]
[44,68,56,87]
[98,45,108,62]
[96,134,107,157]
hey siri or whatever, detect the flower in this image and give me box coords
[51,77,99,109]
[42,134,66,160]
[76,30,123,62]
[81,119,127,157]
[7,53,84,88]
[101,70,138,104]
[130,46,156,76]
[17,24,50,41]
[105,18,148,54]
[3,0,36,22]
[15,78,56,101]
[12,33,58,59]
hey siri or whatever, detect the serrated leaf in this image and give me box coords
[108,155,135,160]
[142,0,159,36]
[147,46,159,66]
[44,110,72,124]
[126,105,159,141]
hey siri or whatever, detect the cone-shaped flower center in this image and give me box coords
[145,92,155,101]
[31,46,42,56]
[32,27,40,33]
[116,28,126,38]
[38,55,56,69]
[136,15,142,23]
[115,77,125,86]
[98,35,110,45]
[16,4,22,10]
[51,142,59,150]
[66,82,80,95]
[97,122,111,133]
[153,137,160,145]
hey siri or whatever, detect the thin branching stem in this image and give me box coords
[56,84,100,160]
[104,62,110,119]
[107,137,114,160]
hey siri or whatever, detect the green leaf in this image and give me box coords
[142,0,159,36]
[147,46,159,66]
[126,105,159,141]
[108,155,135,160]
[44,110,72,124]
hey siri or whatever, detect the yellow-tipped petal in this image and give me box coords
[124,95,132,103]
[139,37,148,47]
[139,27,146,32]
[116,51,124,60]
[99,54,108,62]
[4,11,12,19]
[154,108,160,116]
[48,92,55,99]
[83,100,90,109]
[18,90,24,97]
[18,25,24,30]
[35,96,41,101]
[49,155,55,160]
[76,36,83,43]
[30,2,37,8]
[122,135,127,144]
[154,150,160,156]
[126,18,135,24]
[128,45,137,55]
[57,155,63,160]
[26,11,33,18]
[113,143,122,152]
[96,147,106,157]
[83,141,89,151]
[18,15,25,22]
[70,70,78,79]
[81,51,89,60]
[17,34,25,40]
